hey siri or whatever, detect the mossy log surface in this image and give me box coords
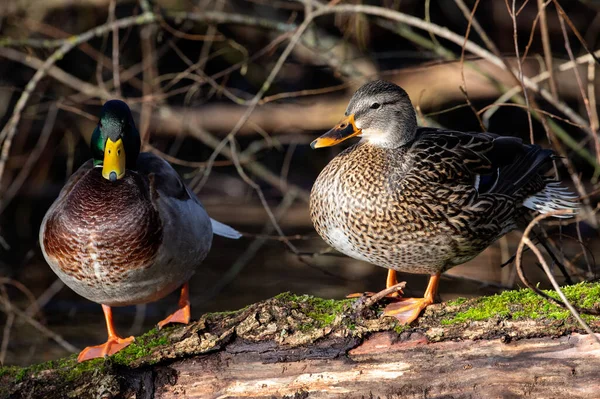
[2,283,600,399]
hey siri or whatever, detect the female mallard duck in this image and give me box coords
[40,100,241,362]
[310,80,578,324]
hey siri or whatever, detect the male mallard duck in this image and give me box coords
[40,100,241,362]
[310,80,578,324]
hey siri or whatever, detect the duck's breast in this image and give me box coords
[310,145,455,274]
[40,167,209,306]
[310,145,397,264]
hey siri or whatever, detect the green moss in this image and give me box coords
[109,328,170,366]
[297,322,314,332]
[441,282,600,325]
[207,305,248,318]
[393,324,410,334]
[306,298,353,326]
[2,326,172,388]
[5,355,106,385]
[0,365,19,379]
[15,367,27,382]
[446,297,468,306]
[566,282,600,309]
[275,292,355,328]
[62,358,105,382]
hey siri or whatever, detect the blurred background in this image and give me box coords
[0,0,598,366]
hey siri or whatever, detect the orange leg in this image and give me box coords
[347,269,403,299]
[386,269,398,287]
[77,304,134,362]
[157,282,191,329]
[385,269,401,298]
[383,272,441,325]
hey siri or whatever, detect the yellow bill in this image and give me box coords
[311,114,362,149]
[102,138,126,181]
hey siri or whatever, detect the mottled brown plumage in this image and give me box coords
[311,131,547,275]
[310,80,578,323]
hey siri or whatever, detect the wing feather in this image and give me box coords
[409,128,551,197]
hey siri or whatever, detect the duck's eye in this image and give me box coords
[370,103,381,109]
[117,149,121,156]
[108,149,111,154]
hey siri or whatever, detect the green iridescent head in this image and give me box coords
[90,100,141,182]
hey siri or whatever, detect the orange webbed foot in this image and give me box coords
[157,304,190,329]
[77,304,135,362]
[382,297,434,325]
[157,282,191,330]
[77,335,134,362]
[382,272,441,325]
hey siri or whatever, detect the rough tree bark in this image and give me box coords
[2,285,599,399]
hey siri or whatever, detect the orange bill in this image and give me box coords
[311,114,362,149]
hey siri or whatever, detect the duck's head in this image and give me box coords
[91,100,141,182]
[311,80,417,149]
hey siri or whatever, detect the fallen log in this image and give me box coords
[2,283,599,399]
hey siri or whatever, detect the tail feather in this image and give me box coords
[210,218,242,239]
[523,182,579,218]
[485,142,579,219]
[492,146,553,195]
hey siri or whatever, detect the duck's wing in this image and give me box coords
[408,128,577,217]
[136,152,241,239]
[136,152,191,200]
[410,128,551,196]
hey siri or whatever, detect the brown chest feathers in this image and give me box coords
[310,143,517,274]
[43,168,163,284]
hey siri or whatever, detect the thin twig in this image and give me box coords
[515,211,600,345]
[588,61,599,134]
[478,102,589,129]
[537,0,557,97]
[507,0,535,143]
[361,282,407,310]
[109,0,121,96]
[552,0,600,66]
[0,285,14,365]
[558,12,600,165]
[518,238,600,345]
[457,0,486,131]
[228,137,298,254]
[454,0,500,55]
[280,138,299,192]
[0,296,79,353]
[144,144,234,168]
[139,24,158,143]
[0,103,59,214]
[195,12,317,191]
[26,278,64,316]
